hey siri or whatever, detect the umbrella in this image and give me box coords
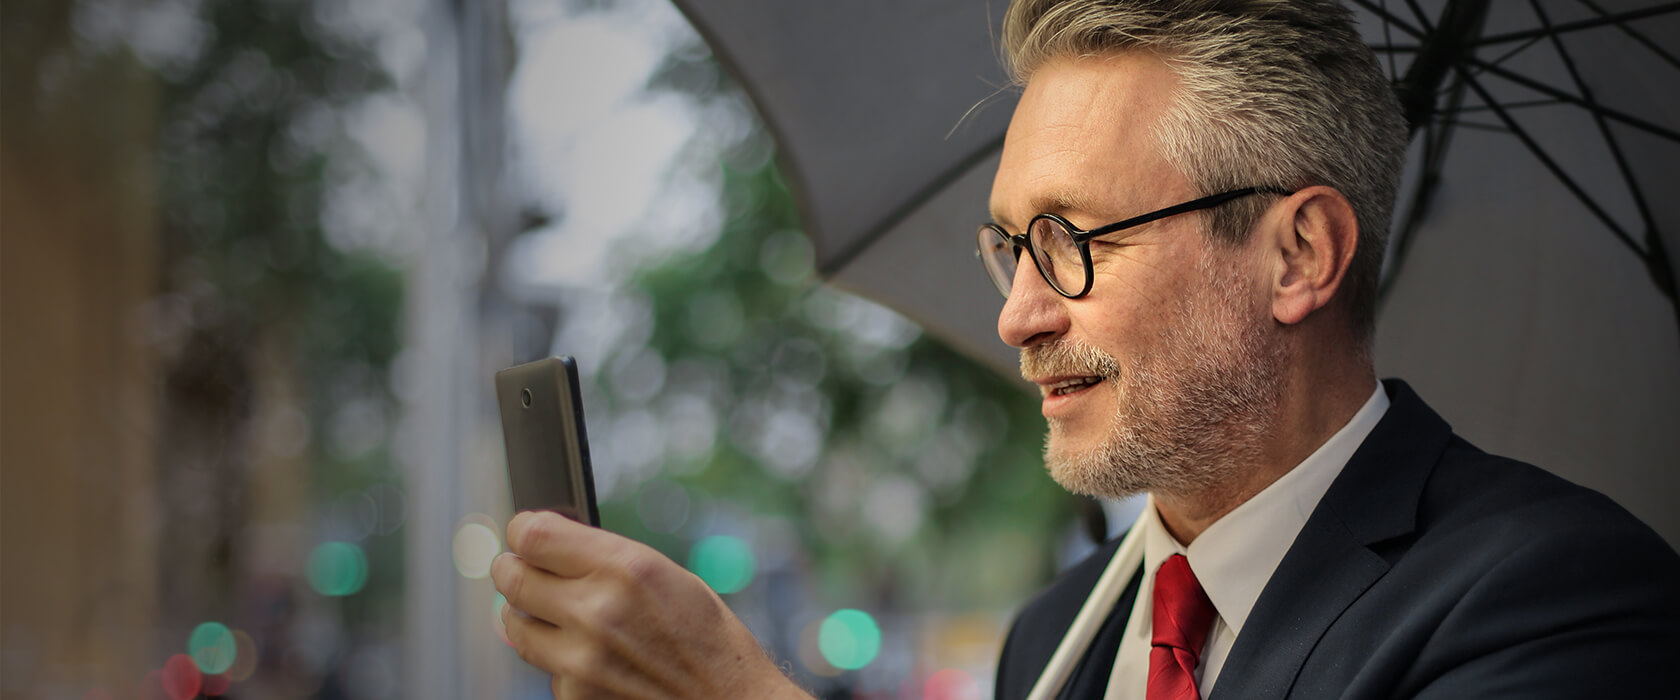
[669,0,1680,543]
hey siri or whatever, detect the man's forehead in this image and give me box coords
[987,53,1187,229]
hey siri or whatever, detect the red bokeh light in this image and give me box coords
[202,671,233,696]
[923,668,980,700]
[161,654,203,700]
[140,670,168,700]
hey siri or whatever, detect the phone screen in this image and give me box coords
[494,356,601,526]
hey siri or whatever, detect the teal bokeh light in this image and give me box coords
[307,541,368,596]
[687,535,755,594]
[818,609,881,670]
[188,621,236,674]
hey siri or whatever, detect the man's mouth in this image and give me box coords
[1045,376,1105,396]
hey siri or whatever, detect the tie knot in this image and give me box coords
[1151,554,1216,657]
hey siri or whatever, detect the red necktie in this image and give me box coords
[1148,554,1217,700]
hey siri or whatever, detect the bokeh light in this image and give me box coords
[452,514,502,579]
[161,654,202,700]
[228,630,259,681]
[188,621,236,674]
[818,609,881,671]
[140,670,166,700]
[923,668,981,700]
[493,592,512,647]
[796,618,842,677]
[201,672,232,697]
[687,535,755,594]
[307,541,369,596]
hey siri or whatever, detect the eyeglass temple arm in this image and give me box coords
[1072,187,1291,243]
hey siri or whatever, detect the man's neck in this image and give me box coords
[1155,370,1377,545]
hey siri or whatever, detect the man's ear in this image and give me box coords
[1267,186,1359,326]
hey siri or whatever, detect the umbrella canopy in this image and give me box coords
[670,0,1680,544]
[676,0,1019,369]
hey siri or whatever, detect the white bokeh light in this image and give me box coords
[451,517,502,580]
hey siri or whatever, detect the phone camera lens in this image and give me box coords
[520,388,533,408]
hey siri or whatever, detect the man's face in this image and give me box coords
[990,53,1287,499]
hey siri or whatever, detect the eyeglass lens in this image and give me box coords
[978,226,1018,296]
[977,218,1086,298]
[1028,217,1082,294]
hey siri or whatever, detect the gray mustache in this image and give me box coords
[1020,339,1121,381]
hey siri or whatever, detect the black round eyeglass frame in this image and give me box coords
[976,187,1293,299]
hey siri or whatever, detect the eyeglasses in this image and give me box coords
[976,187,1290,299]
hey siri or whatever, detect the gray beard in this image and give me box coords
[1025,260,1289,501]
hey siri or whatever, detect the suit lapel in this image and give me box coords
[1209,380,1452,699]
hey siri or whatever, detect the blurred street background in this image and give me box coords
[1,0,1089,698]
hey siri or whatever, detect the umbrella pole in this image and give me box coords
[1394,0,1491,133]
[1642,232,1680,346]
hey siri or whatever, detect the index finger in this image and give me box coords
[506,510,625,578]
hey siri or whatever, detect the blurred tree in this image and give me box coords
[141,1,408,691]
[593,34,1080,615]
[2,0,408,693]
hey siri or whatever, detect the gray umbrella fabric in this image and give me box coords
[669,0,1680,545]
[676,0,1020,369]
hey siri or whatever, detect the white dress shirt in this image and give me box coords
[1103,384,1390,698]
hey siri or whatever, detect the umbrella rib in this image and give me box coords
[1532,1,1658,240]
[1474,3,1680,47]
[1436,119,1510,133]
[1402,0,1436,33]
[1578,0,1680,71]
[1454,66,1645,258]
[1394,0,1493,135]
[1462,57,1680,142]
[1482,35,1546,73]
[1347,0,1428,40]
[1534,0,1672,303]
[1382,0,1400,80]
[1454,98,1565,112]
[819,132,1008,278]
[1438,34,1538,96]
[1384,0,1485,297]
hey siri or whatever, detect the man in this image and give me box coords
[492,1,1680,697]
[983,1,1680,698]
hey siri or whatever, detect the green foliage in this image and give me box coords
[139,0,408,607]
[155,0,396,352]
[595,46,1078,609]
[148,0,403,471]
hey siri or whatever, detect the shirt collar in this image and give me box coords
[1140,383,1390,635]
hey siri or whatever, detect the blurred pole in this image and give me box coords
[456,0,525,696]
[405,0,468,696]
[405,0,519,697]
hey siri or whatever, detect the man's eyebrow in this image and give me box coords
[989,188,1103,231]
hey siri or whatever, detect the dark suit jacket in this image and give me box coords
[995,380,1680,699]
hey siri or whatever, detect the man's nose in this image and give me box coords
[998,261,1069,349]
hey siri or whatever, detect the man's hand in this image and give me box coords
[492,511,809,699]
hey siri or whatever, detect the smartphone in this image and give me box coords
[495,356,601,526]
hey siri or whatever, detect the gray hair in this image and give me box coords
[1002,0,1407,339]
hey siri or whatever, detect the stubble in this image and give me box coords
[1021,256,1289,501]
